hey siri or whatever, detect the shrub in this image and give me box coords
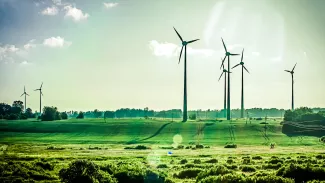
[179,159,188,164]
[184,163,195,168]
[224,144,237,148]
[198,174,294,183]
[59,160,117,183]
[41,106,61,121]
[225,165,238,170]
[196,165,232,181]
[277,163,325,182]
[177,145,184,149]
[242,158,252,164]
[124,145,150,150]
[7,113,19,120]
[194,159,201,164]
[316,155,325,159]
[205,146,210,148]
[175,168,202,179]
[226,159,234,164]
[195,144,204,149]
[269,158,284,164]
[320,136,325,143]
[241,165,256,172]
[19,113,28,120]
[76,112,84,119]
[35,162,54,171]
[157,164,168,168]
[189,114,196,120]
[205,159,218,164]
[252,156,263,160]
[61,112,68,119]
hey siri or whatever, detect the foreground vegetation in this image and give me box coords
[1,143,325,182]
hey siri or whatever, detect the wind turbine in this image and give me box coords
[20,86,29,113]
[218,58,231,118]
[173,27,199,122]
[220,38,240,120]
[34,82,44,117]
[285,63,297,111]
[232,49,250,118]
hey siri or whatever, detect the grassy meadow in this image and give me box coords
[1,118,325,182]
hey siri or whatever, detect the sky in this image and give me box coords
[0,0,324,112]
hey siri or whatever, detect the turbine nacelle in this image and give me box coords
[226,52,231,56]
[223,69,228,72]
[182,41,187,46]
[240,62,244,65]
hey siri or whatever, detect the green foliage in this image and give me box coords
[320,136,325,143]
[124,145,150,150]
[196,144,204,149]
[241,165,256,172]
[284,107,324,122]
[277,163,325,182]
[35,161,54,171]
[179,159,188,164]
[224,144,237,148]
[61,112,68,119]
[175,168,202,179]
[104,111,115,118]
[59,159,117,183]
[196,165,232,182]
[205,159,218,164]
[25,108,34,118]
[157,164,168,168]
[198,174,294,183]
[41,106,61,121]
[252,156,263,160]
[189,113,196,120]
[19,113,28,120]
[262,163,283,170]
[77,112,84,119]
[269,158,284,164]
[194,159,201,164]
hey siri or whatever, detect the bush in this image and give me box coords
[262,163,283,170]
[175,168,202,179]
[180,159,188,164]
[224,144,237,148]
[41,106,61,121]
[196,165,232,181]
[269,158,284,164]
[205,159,218,164]
[277,163,325,182]
[59,160,117,183]
[320,136,325,143]
[124,145,150,150]
[252,156,263,160]
[241,165,256,172]
[198,174,294,183]
[61,112,68,119]
[76,112,84,119]
[19,113,28,120]
[194,159,201,164]
[316,155,325,159]
[157,164,168,168]
[189,113,196,120]
[196,144,204,149]
[7,113,19,120]
[35,162,54,171]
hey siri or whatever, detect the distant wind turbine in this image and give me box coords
[34,82,44,117]
[285,63,297,111]
[218,58,231,118]
[20,86,29,113]
[220,38,240,120]
[232,49,250,118]
[173,27,199,122]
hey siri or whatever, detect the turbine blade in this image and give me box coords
[41,92,44,96]
[292,63,297,72]
[284,70,291,73]
[34,89,39,91]
[173,27,183,42]
[244,66,250,73]
[218,72,224,81]
[20,93,24,97]
[220,56,227,69]
[40,82,43,89]
[232,64,240,69]
[26,93,29,96]
[187,39,199,44]
[230,53,240,56]
[24,86,25,92]
[178,46,184,64]
[221,38,227,52]
[241,49,244,62]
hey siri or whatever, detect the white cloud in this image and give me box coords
[24,39,36,50]
[149,40,215,58]
[21,60,29,65]
[64,6,89,21]
[52,0,61,5]
[0,44,19,63]
[103,2,118,9]
[43,36,71,48]
[41,6,58,15]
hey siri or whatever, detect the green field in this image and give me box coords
[0,118,322,146]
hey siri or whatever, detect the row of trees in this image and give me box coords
[0,101,34,120]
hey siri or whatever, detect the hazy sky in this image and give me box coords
[0,0,324,112]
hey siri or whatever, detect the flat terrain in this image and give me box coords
[0,118,322,146]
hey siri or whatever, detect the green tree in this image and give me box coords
[61,112,68,119]
[93,109,102,118]
[0,103,11,116]
[77,112,84,119]
[12,100,24,113]
[25,108,34,118]
[41,106,60,121]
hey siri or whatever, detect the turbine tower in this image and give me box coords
[232,49,250,118]
[218,58,230,118]
[220,38,240,120]
[34,82,44,117]
[285,63,297,111]
[173,27,199,122]
[20,86,29,113]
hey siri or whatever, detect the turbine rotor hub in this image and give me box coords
[182,41,187,46]
[240,62,244,65]
[223,69,227,72]
[226,52,230,56]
